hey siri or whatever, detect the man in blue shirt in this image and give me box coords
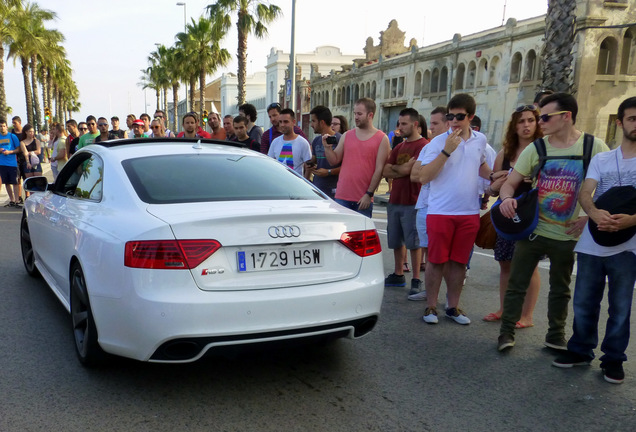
[0,119,22,207]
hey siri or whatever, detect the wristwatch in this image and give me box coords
[328,169,331,175]
[366,191,374,198]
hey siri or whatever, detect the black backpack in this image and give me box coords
[530,133,595,180]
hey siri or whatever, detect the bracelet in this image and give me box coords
[441,149,451,158]
[500,196,513,201]
[489,172,494,181]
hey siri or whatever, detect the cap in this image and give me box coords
[132,119,144,126]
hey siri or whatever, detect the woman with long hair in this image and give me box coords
[19,124,42,199]
[483,105,543,328]
[49,123,67,180]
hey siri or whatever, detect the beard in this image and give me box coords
[624,128,636,143]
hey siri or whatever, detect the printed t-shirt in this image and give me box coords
[335,130,386,202]
[76,132,100,150]
[261,126,307,154]
[420,130,488,216]
[388,137,428,205]
[0,133,20,167]
[514,133,609,241]
[574,147,636,256]
[311,132,341,196]
[268,135,312,176]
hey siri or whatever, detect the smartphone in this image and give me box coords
[326,136,338,145]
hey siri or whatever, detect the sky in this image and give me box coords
[4,0,548,122]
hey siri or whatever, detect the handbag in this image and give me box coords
[475,210,497,249]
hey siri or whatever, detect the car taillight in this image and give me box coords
[125,240,222,269]
[339,230,382,257]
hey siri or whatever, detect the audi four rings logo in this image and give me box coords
[268,225,301,238]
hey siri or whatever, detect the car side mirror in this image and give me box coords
[23,176,50,193]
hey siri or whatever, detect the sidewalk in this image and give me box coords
[1,162,54,205]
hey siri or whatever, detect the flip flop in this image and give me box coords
[515,322,534,329]
[420,263,426,272]
[483,312,501,322]
[403,262,410,272]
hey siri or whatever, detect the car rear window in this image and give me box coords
[122,153,326,204]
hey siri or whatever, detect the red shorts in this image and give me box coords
[426,214,480,265]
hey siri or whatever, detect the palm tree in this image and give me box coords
[177,17,230,122]
[164,47,182,131]
[7,2,57,128]
[0,0,21,122]
[30,28,64,130]
[139,67,161,111]
[175,29,200,113]
[207,0,282,105]
[148,44,171,115]
[541,0,576,93]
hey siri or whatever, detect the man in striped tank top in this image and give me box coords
[323,98,391,218]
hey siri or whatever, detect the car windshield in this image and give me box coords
[122,153,326,204]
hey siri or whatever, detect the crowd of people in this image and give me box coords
[1,93,635,385]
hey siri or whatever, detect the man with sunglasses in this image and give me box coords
[497,93,609,353]
[153,110,175,137]
[76,116,100,150]
[260,102,307,154]
[94,117,118,143]
[416,94,495,325]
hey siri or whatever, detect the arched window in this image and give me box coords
[439,67,448,93]
[455,63,466,90]
[422,70,431,95]
[431,68,440,93]
[466,61,476,88]
[354,84,360,101]
[620,28,635,75]
[325,91,329,106]
[332,90,336,106]
[371,81,376,99]
[488,56,499,86]
[598,37,618,75]
[414,71,422,96]
[343,86,348,104]
[524,50,537,81]
[510,52,522,83]
[477,58,488,87]
[366,82,371,98]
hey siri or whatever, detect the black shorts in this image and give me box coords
[0,165,18,185]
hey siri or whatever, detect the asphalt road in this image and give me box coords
[1,194,635,431]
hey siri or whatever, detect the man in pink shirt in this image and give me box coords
[324,98,391,218]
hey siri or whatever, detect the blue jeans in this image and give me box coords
[568,251,636,363]
[335,198,373,218]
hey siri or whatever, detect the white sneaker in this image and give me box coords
[445,307,471,325]
[423,307,438,324]
[408,290,427,301]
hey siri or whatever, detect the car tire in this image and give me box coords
[70,263,107,366]
[20,214,41,278]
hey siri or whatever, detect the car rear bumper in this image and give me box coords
[90,261,384,362]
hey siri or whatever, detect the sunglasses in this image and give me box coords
[445,113,468,121]
[79,127,88,131]
[539,111,570,122]
[97,123,108,126]
[267,102,281,111]
[515,105,537,113]
[151,126,162,129]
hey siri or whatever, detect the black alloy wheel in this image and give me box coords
[20,214,40,278]
[70,263,107,366]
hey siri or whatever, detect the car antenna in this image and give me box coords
[193,140,203,150]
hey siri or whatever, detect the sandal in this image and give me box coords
[403,262,410,273]
[420,263,426,272]
[515,321,534,329]
[483,312,501,322]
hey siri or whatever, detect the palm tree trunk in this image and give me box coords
[172,83,179,132]
[163,86,168,120]
[30,55,42,131]
[46,72,53,111]
[199,70,206,123]
[541,0,575,93]
[54,84,60,121]
[189,76,196,112]
[237,24,248,105]
[0,45,7,121]
[21,56,34,126]
[155,88,160,111]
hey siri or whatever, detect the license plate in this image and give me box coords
[237,247,322,272]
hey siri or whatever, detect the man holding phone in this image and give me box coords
[306,105,341,198]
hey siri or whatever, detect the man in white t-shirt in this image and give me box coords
[268,108,311,176]
[416,94,495,325]
[551,96,636,385]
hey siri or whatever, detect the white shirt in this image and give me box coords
[420,129,487,215]
[575,147,636,256]
[268,134,312,176]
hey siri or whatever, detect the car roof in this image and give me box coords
[79,138,257,161]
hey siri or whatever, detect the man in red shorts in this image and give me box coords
[417,94,499,324]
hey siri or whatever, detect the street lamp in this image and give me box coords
[176,2,188,118]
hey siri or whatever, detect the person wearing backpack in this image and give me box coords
[496,93,609,352]
[551,97,636,384]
